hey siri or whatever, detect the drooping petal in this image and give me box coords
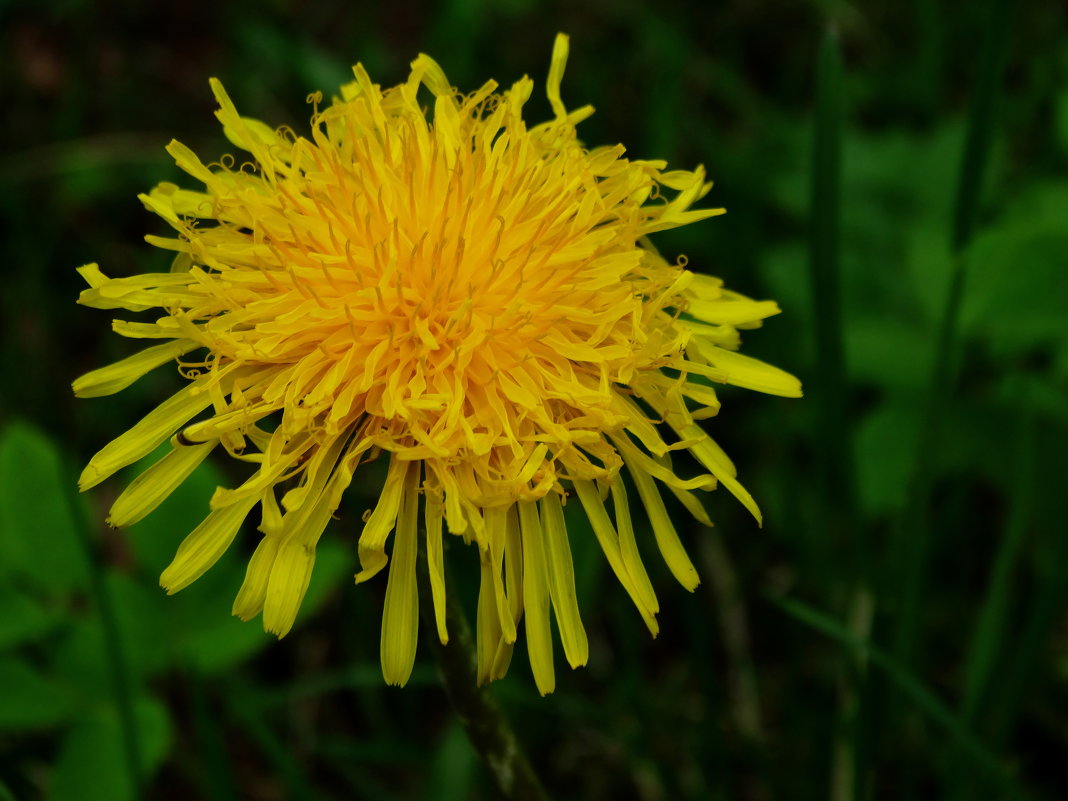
[540,491,588,668]
[73,340,201,398]
[108,439,216,527]
[380,461,421,686]
[518,500,555,696]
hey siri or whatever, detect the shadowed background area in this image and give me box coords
[1,0,1067,799]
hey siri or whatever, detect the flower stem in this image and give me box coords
[417,551,548,801]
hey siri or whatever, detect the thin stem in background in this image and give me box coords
[416,550,549,801]
[772,596,1030,801]
[698,534,764,742]
[187,670,239,801]
[943,393,1035,801]
[807,24,868,801]
[224,680,324,801]
[886,0,1014,794]
[890,0,1015,673]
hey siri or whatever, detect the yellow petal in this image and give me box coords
[160,493,259,593]
[610,480,659,617]
[262,435,357,636]
[574,478,659,635]
[79,377,218,491]
[355,457,410,583]
[686,297,781,326]
[485,506,516,646]
[621,450,700,591]
[677,423,762,524]
[107,440,216,527]
[546,33,570,119]
[424,491,449,645]
[380,462,421,686]
[262,538,316,637]
[490,505,525,680]
[476,549,503,686]
[518,500,555,695]
[691,341,803,397]
[73,340,199,398]
[232,535,279,621]
[540,492,588,668]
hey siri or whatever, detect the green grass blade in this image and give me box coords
[808,26,869,801]
[951,0,1015,253]
[943,395,1035,800]
[809,25,857,534]
[771,595,1030,801]
[188,672,239,801]
[960,403,1034,720]
[891,0,1016,674]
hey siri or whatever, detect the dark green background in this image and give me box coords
[2,0,1067,799]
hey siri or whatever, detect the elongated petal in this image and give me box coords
[79,377,218,491]
[380,462,421,686]
[73,340,200,398]
[160,493,259,593]
[621,449,700,591]
[691,340,804,397]
[610,480,659,617]
[518,500,555,695]
[108,440,216,527]
[540,492,588,668]
[355,458,410,583]
[574,479,659,635]
[232,534,277,620]
[424,491,448,644]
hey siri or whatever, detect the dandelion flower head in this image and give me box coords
[75,34,801,693]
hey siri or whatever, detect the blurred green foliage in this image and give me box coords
[1,0,1067,799]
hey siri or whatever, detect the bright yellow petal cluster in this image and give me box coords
[75,34,800,693]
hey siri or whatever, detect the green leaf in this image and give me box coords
[106,573,171,678]
[0,421,87,592]
[0,588,64,650]
[426,720,477,801]
[50,696,172,801]
[179,610,274,675]
[845,318,932,390]
[854,402,918,516]
[1055,89,1068,155]
[0,657,76,730]
[53,617,117,699]
[961,228,1068,353]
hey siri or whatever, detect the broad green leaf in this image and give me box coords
[106,573,171,677]
[0,657,76,729]
[845,318,932,390]
[854,402,918,517]
[426,721,477,801]
[961,228,1068,353]
[50,696,172,801]
[0,421,87,592]
[1055,89,1068,156]
[0,588,64,651]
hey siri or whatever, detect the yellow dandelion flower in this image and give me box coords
[75,34,801,693]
